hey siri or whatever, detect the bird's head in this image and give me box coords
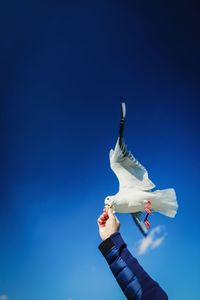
[104,195,115,208]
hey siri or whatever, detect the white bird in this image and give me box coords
[105,100,178,236]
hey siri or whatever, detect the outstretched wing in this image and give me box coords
[109,101,155,191]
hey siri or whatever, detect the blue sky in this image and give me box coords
[0,1,199,300]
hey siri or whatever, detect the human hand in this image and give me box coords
[97,208,120,241]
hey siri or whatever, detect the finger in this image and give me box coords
[98,214,104,220]
[97,220,105,228]
[98,217,104,222]
[103,211,109,219]
[100,213,108,221]
[99,214,106,221]
[104,206,110,213]
[98,218,105,225]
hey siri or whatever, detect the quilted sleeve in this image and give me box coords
[99,232,168,300]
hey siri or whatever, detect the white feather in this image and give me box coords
[110,138,155,191]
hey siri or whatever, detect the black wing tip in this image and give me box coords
[120,100,126,119]
[120,96,124,102]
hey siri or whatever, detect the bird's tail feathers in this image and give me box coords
[153,188,178,217]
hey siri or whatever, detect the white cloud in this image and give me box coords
[0,295,8,300]
[137,225,167,255]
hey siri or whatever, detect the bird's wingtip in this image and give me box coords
[120,98,126,119]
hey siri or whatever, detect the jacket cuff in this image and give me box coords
[98,232,126,257]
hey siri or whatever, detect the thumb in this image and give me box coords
[108,208,115,218]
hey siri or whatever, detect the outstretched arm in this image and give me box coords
[97,209,168,300]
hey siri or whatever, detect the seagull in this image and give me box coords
[105,100,178,236]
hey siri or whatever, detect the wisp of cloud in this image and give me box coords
[0,296,8,300]
[137,225,167,255]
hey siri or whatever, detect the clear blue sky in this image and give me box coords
[0,1,199,300]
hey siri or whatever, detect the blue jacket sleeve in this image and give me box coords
[99,232,168,300]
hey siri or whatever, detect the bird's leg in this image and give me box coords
[144,200,152,229]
